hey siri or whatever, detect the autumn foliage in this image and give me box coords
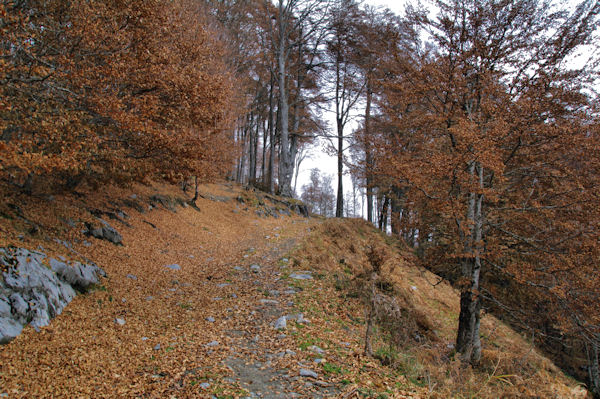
[1,0,237,193]
[362,0,600,390]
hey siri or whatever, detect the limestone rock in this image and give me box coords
[0,247,105,345]
[299,368,318,378]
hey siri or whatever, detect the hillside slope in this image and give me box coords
[0,182,589,398]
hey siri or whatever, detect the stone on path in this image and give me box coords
[259,299,279,305]
[206,340,219,347]
[250,264,261,273]
[307,345,325,355]
[273,316,287,330]
[114,318,126,326]
[165,264,181,271]
[299,368,318,378]
[206,317,215,323]
[289,272,312,280]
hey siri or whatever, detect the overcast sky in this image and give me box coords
[295,0,407,216]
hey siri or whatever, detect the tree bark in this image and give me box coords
[336,121,344,217]
[587,336,600,398]
[455,162,484,365]
[276,0,294,197]
[378,195,389,231]
[267,72,276,193]
[364,79,374,223]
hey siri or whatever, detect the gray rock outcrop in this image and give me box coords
[84,218,123,245]
[0,247,106,344]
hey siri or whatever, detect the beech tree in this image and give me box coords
[376,0,600,367]
[1,0,236,193]
[300,168,336,216]
[325,0,364,217]
[267,0,331,197]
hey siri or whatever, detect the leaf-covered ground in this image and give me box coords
[0,182,588,398]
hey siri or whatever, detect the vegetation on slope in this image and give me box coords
[290,218,588,398]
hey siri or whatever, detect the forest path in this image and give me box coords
[221,236,338,398]
[0,184,339,398]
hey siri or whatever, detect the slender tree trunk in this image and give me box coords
[336,121,344,217]
[267,72,276,193]
[251,115,259,183]
[276,3,293,197]
[364,79,374,223]
[391,192,402,236]
[456,162,484,365]
[378,195,389,231]
[269,106,278,194]
[248,112,257,184]
[587,336,600,398]
[261,119,267,182]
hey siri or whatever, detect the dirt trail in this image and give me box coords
[222,237,338,398]
[0,185,338,398]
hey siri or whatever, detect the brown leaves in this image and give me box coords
[1,0,238,194]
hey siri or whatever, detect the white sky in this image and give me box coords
[295,0,406,216]
[295,0,590,217]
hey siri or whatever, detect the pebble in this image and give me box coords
[145,296,154,301]
[273,316,287,330]
[115,318,126,326]
[307,345,325,355]
[289,273,312,280]
[165,264,181,271]
[126,274,138,280]
[260,299,279,305]
[250,264,261,273]
[206,340,219,347]
[314,358,325,364]
[154,344,161,350]
[299,368,318,378]
[206,317,215,323]
[216,283,230,288]
[199,382,211,389]
[234,266,244,271]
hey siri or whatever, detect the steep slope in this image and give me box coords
[289,219,588,398]
[0,182,588,398]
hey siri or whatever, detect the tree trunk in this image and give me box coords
[391,194,402,235]
[249,113,259,184]
[378,195,389,231]
[455,162,484,365]
[261,119,267,182]
[364,79,374,224]
[336,121,344,217]
[276,2,293,197]
[587,336,600,398]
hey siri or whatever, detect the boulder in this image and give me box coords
[85,218,122,245]
[0,247,106,344]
